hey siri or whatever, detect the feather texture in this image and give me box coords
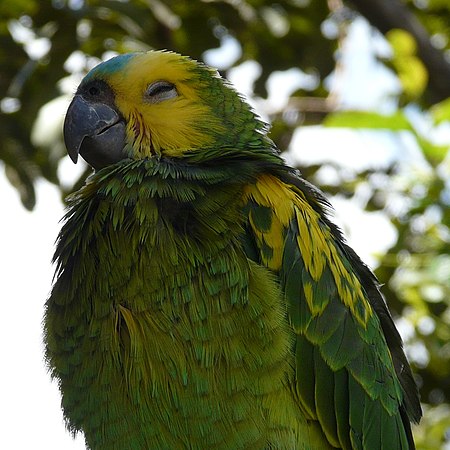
[242,172,422,449]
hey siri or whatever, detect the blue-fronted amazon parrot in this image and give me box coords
[44,50,421,449]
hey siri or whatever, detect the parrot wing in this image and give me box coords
[241,170,421,450]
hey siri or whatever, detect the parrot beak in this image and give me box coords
[63,95,126,170]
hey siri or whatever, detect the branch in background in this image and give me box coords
[267,97,336,126]
[349,0,450,104]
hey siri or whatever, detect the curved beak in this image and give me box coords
[63,95,126,170]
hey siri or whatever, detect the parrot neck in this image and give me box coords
[54,157,266,281]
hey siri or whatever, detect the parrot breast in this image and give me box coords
[44,160,309,449]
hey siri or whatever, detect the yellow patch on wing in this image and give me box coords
[107,52,225,157]
[244,174,371,326]
[295,207,326,282]
[243,175,297,270]
[292,189,371,325]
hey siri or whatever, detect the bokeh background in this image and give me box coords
[1,1,449,448]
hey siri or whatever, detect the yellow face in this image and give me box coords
[99,52,226,158]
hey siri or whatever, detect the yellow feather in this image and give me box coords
[244,174,372,326]
[243,175,296,270]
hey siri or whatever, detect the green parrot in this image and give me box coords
[44,50,421,449]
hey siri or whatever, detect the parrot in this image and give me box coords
[44,50,422,450]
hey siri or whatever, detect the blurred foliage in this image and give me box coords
[406,0,450,38]
[386,29,428,101]
[1,0,449,447]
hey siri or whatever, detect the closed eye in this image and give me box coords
[145,80,178,103]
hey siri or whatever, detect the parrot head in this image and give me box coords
[64,50,268,170]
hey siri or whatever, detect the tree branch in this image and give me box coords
[349,0,450,104]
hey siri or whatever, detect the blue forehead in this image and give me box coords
[82,53,137,83]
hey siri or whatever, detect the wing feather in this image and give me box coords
[242,173,421,449]
[295,334,317,420]
[334,369,352,449]
[314,346,339,447]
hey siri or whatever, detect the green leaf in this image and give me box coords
[430,97,450,124]
[386,29,428,100]
[324,111,413,131]
[416,136,449,164]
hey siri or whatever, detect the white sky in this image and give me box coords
[0,177,85,449]
[0,16,442,450]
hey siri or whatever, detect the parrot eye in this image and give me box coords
[145,81,178,104]
[89,86,100,96]
[81,80,113,102]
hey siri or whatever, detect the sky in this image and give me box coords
[0,177,86,449]
[0,16,438,450]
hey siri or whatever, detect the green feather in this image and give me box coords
[294,334,317,420]
[314,347,339,447]
[334,370,352,449]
